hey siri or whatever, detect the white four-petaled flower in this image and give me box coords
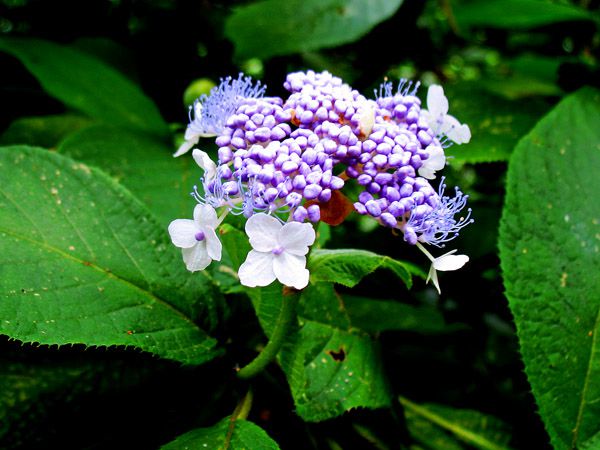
[238,213,315,290]
[168,204,222,271]
[422,85,471,145]
[417,243,469,294]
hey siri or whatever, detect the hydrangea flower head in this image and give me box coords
[169,70,474,293]
[238,213,315,289]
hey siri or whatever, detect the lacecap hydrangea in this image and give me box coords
[168,71,473,293]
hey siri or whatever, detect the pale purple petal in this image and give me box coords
[193,203,219,228]
[182,243,212,271]
[245,213,280,252]
[173,137,198,157]
[203,227,222,261]
[433,253,469,271]
[273,253,309,289]
[238,250,276,287]
[192,149,217,179]
[277,222,315,256]
[427,85,448,119]
[168,219,199,248]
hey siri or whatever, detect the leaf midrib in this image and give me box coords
[572,307,600,448]
[399,397,509,450]
[0,225,196,328]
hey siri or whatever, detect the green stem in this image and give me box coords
[237,287,300,379]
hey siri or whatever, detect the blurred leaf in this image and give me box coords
[444,82,549,163]
[309,248,423,289]
[0,114,92,148]
[57,125,194,228]
[71,37,140,82]
[400,397,512,450]
[225,0,403,60]
[0,146,220,365]
[454,0,597,30]
[0,352,151,443]
[342,295,449,334]
[499,87,600,449]
[161,416,280,449]
[0,38,169,136]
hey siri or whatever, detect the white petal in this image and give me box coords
[433,253,469,271]
[192,149,217,180]
[426,265,441,295]
[173,138,197,157]
[427,85,448,119]
[182,243,212,272]
[168,219,199,248]
[278,222,315,256]
[193,203,219,228]
[245,213,281,252]
[273,253,309,290]
[446,122,471,144]
[203,226,222,261]
[418,146,446,179]
[238,250,276,287]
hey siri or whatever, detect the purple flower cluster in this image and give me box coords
[189,70,472,247]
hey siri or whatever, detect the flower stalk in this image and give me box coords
[237,287,300,379]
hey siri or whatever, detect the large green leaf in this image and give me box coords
[498,87,600,449]
[0,38,169,136]
[400,397,512,450]
[225,0,403,60]
[309,248,422,289]
[244,282,391,421]
[454,0,596,30]
[443,82,549,163]
[57,125,195,227]
[0,146,220,365]
[0,114,92,149]
[161,417,280,450]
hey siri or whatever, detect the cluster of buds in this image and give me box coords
[169,71,473,292]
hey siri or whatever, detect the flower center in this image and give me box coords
[194,231,205,241]
[271,246,284,255]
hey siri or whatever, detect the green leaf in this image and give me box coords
[309,248,422,289]
[278,283,391,421]
[283,319,391,421]
[0,114,92,149]
[454,0,596,30]
[0,38,169,136]
[0,146,221,365]
[498,87,600,449]
[245,282,391,421]
[225,0,403,60]
[161,417,280,450]
[57,125,194,227]
[443,82,549,163]
[400,397,512,450]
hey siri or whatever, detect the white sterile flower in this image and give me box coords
[418,145,446,180]
[192,148,217,182]
[417,243,469,294]
[238,213,316,290]
[168,203,222,272]
[422,85,471,145]
[173,103,208,157]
